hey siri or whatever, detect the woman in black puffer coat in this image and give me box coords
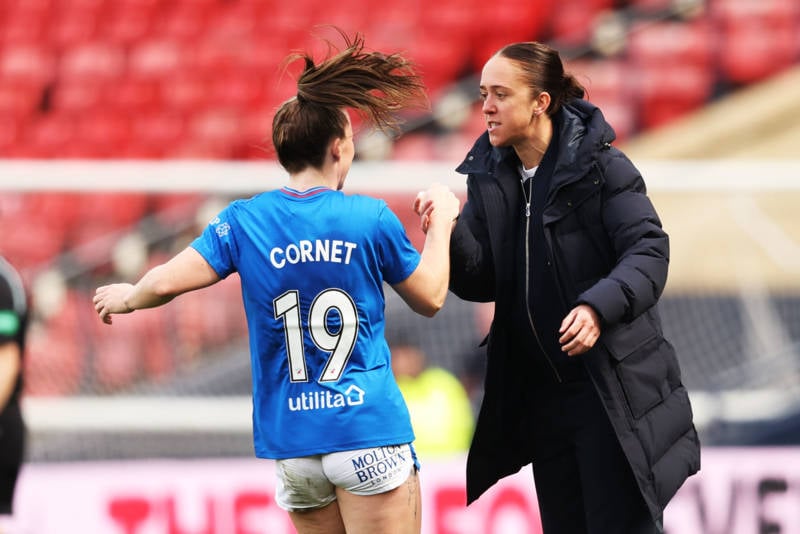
[435,41,700,533]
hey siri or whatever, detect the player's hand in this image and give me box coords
[559,304,601,356]
[93,283,134,325]
[413,190,432,233]
[413,183,460,234]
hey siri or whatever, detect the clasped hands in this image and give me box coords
[413,183,460,234]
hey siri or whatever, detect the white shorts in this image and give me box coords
[274,443,419,512]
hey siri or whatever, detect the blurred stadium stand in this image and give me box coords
[0,0,797,160]
[1,0,800,461]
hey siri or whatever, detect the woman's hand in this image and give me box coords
[413,183,460,234]
[93,283,134,325]
[559,304,601,356]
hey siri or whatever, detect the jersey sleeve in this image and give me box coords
[376,203,421,285]
[190,204,239,279]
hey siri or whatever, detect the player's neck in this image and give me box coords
[289,167,337,192]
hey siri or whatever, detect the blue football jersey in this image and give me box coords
[191,186,420,458]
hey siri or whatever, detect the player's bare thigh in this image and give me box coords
[287,469,420,534]
[335,468,421,534]
[288,500,346,534]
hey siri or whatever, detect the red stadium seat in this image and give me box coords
[75,111,132,155]
[566,58,629,102]
[311,0,370,34]
[0,114,24,155]
[0,207,65,270]
[204,1,261,40]
[159,72,210,113]
[167,138,234,159]
[233,105,275,160]
[129,112,188,154]
[103,77,160,114]
[50,78,106,113]
[712,0,799,25]
[406,34,470,96]
[154,2,214,42]
[24,113,76,157]
[48,6,101,49]
[0,4,48,45]
[115,142,167,159]
[590,95,636,142]
[471,0,555,70]
[65,193,148,267]
[150,193,205,227]
[65,0,107,10]
[549,0,603,47]
[0,81,43,119]
[188,37,250,75]
[635,62,714,129]
[127,38,186,79]
[235,34,291,75]
[719,24,797,84]
[209,71,267,110]
[58,42,127,81]
[74,192,150,230]
[627,20,716,68]
[712,0,799,84]
[422,0,481,42]
[188,108,243,148]
[0,44,54,85]
[100,3,155,47]
[29,193,82,239]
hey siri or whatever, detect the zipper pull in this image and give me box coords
[525,203,530,217]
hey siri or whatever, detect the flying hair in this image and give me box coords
[291,28,427,131]
[272,28,428,173]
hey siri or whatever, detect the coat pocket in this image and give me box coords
[603,314,671,419]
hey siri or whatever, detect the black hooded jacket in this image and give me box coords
[449,99,701,524]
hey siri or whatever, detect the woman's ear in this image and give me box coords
[535,91,551,115]
[331,137,342,162]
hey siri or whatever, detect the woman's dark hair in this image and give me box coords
[272,29,427,174]
[496,42,585,115]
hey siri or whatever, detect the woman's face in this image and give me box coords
[479,55,538,148]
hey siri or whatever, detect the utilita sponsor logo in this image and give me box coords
[288,385,365,412]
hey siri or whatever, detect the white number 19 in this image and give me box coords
[273,289,359,383]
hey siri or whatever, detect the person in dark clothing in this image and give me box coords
[0,256,27,526]
[416,42,700,533]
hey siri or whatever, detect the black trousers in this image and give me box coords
[528,378,660,534]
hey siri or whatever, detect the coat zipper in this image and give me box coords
[520,178,562,383]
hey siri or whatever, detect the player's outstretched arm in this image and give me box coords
[393,183,460,317]
[93,247,220,325]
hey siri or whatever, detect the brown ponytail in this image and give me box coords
[272,29,428,173]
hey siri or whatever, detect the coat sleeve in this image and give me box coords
[449,180,495,302]
[576,151,669,326]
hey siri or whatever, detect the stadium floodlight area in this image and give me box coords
[4,159,800,460]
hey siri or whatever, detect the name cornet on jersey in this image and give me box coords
[269,239,358,269]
